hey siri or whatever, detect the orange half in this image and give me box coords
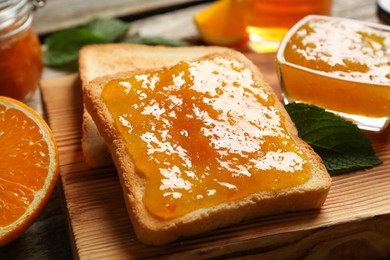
[194,0,247,46]
[0,96,59,246]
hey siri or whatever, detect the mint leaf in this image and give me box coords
[126,36,189,47]
[43,18,130,70]
[45,28,109,52]
[285,103,382,174]
[43,28,108,70]
[85,18,130,42]
[43,50,79,70]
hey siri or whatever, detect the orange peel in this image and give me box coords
[194,0,247,46]
[0,96,59,246]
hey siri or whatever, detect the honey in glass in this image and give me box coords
[0,0,43,101]
[277,15,390,131]
[243,0,332,53]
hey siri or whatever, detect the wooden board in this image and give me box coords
[40,52,390,259]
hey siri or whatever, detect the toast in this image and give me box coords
[79,44,229,167]
[83,48,331,245]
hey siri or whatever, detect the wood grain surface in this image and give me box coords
[40,53,390,259]
[1,0,384,259]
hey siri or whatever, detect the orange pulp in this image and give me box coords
[0,96,59,245]
[194,0,247,46]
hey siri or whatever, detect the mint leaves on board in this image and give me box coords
[43,28,109,70]
[43,18,190,71]
[285,103,382,175]
[84,18,130,42]
[126,36,188,47]
[43,18,129,70]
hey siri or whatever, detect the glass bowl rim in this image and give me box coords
[276,14,390,87]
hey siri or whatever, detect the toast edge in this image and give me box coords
[83,49,331,245]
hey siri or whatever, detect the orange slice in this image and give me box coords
[194,0,247,46]
[0,96,59,246]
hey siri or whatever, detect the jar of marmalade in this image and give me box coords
[0,0,43,101]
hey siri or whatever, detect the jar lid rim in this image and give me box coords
[0,0,30,20]
[377,0,390,24]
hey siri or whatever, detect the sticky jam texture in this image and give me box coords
[281,17,390,117]
[0,27,43,100]
[285,18,390,83]
[102,57,311,219]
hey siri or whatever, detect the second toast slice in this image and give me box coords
[79,44,229,167]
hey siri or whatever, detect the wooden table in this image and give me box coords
[1,0,386,259]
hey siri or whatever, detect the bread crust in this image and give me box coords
[83,49,331,245]
[79,44,229,167]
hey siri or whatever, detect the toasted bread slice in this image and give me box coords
[79,44,229,167]
[83,49,331,245]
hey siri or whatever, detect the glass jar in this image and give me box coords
[0,0,43,101]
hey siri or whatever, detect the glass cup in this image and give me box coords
[277,15,390,132]
[0,0,43,101]
[242,0,332,53]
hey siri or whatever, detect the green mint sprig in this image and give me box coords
[43,18,130,70]
[84,18,131,42]
[43,18,189,71]
[285,103,382,175]
[126,36,189,47]
[43,28,109,70]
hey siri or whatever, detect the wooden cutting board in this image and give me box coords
[40,52,390,259]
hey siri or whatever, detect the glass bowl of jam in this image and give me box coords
[276,15,390,132]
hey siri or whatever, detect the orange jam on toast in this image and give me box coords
[277,16,390,119]
[102,56,311,219]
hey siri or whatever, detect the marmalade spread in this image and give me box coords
[102,57,311,219]
[0,27,42,100]
[279,16,390,118]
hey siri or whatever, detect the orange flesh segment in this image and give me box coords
[0,105,50,227]
[102,57,311,219]
[194,0,246,45]
[282,18,390,117]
